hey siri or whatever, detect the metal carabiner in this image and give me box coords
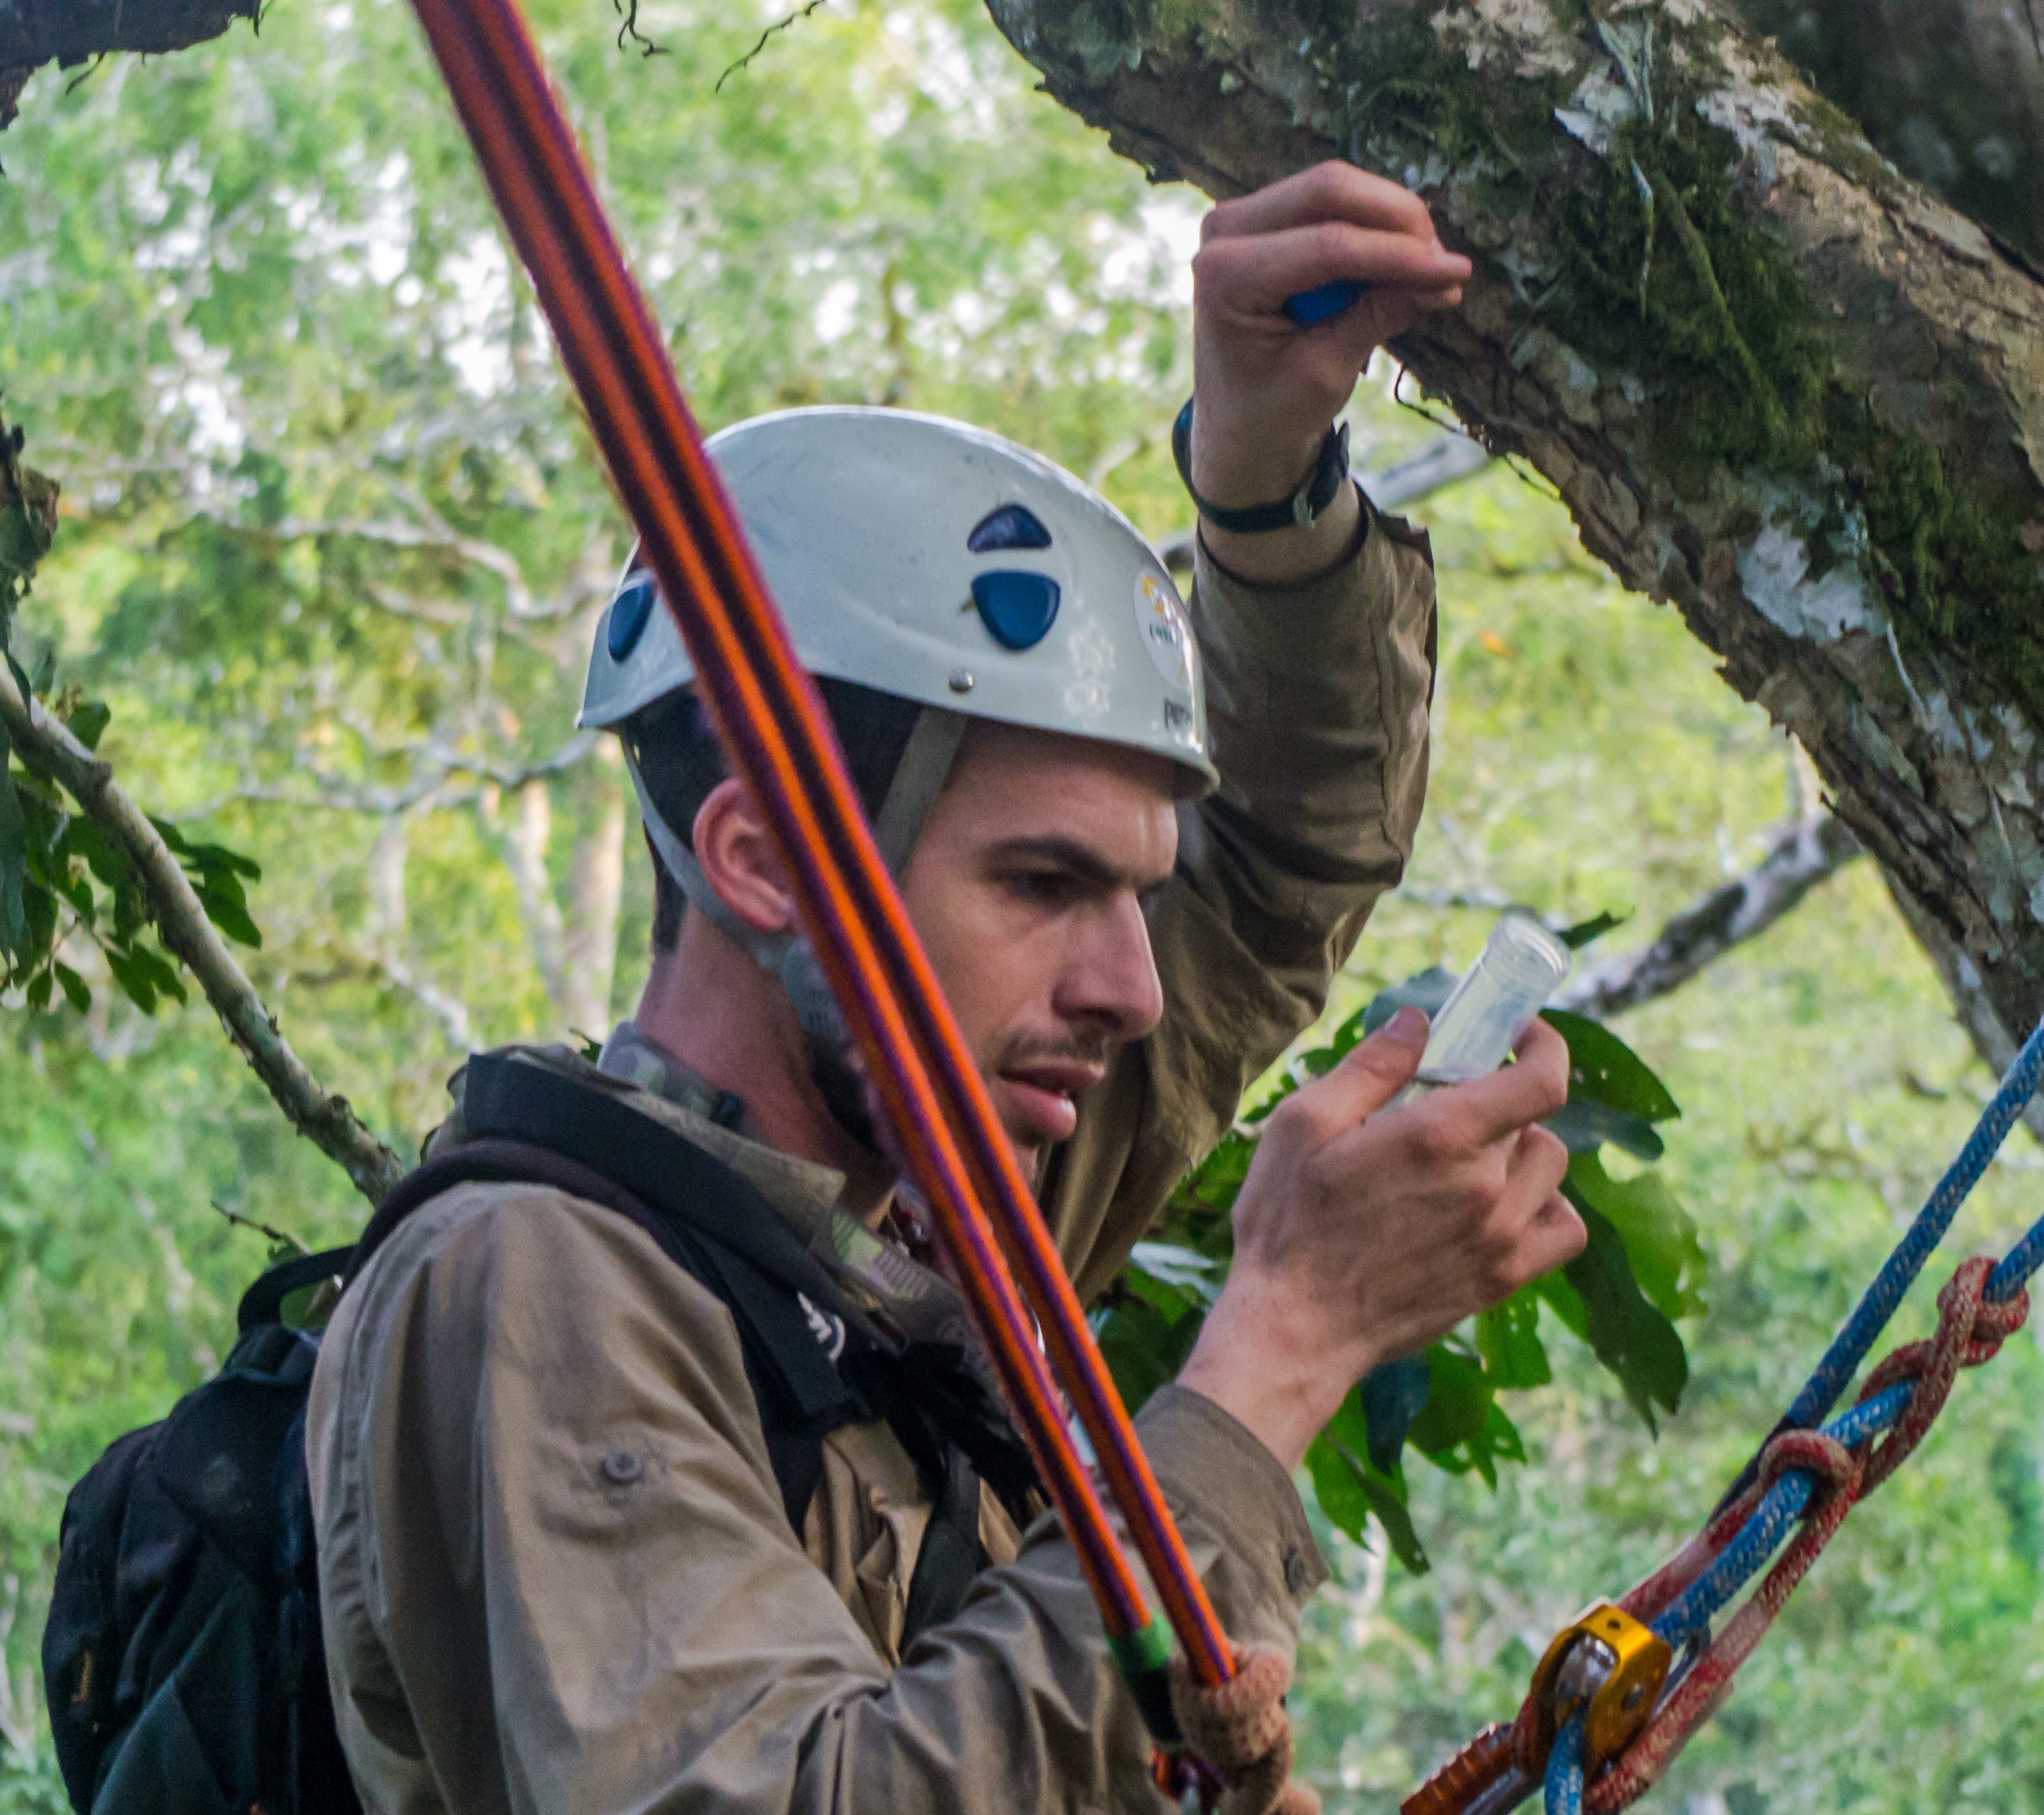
[1524,1601,1672,1778]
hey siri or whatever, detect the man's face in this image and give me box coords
[900,720,1180,1174]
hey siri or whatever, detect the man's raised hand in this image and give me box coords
[1176,1008,1583,1472]
[1188,161,1470,584]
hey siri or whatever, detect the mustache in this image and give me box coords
[993,1031,1116,1073]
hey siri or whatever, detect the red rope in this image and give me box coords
[1403,1256,2033,1815]
[404,0,1235,1694]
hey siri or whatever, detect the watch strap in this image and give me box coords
[1171,397,1350,535]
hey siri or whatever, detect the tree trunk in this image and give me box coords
[0,1,257,128]
[987,0,2044,1050]
[1730,0,2044,266]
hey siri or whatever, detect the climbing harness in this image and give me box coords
[404,0,1237,1782]
[1405,1016,2044,1815]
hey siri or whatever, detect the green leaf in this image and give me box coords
[1557,909,1629,950]
[1306,1433,1431,1573]
[1534,1270,1590,1340]
[1406,1344,1495,1456]
[1171,1128,1255,1204]
[1544,1095,1666,1161]
[185,840,261,882]
[66,818,129,891]
[53,959,89,1013]
[1566,1153,1706,1320]
[199,878,263,949]
[105,942,187,1015]
[103,943,158,1013]
[1094,1293,1199,1416]
[24,963,52,1012]
[0,728,26,961]
[1359,1353,1433,1473]
[1559,1200,1689,1432]
[148,815,193,856]
[1476,1287,1552,1389]
[1541,1010,1681,1123]
[62,699,110,752]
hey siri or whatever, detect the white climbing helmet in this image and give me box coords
[580,406,1213,1065]
[577,405,1215,794]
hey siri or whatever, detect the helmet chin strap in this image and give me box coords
[628,707,969,1142]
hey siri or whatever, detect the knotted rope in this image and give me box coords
[1407,1016,2044,1815]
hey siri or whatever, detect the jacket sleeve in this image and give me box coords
[310,1185,1327,1815]
[1045,492,1438,1300]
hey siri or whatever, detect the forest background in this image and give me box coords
[1,1,2041,1809]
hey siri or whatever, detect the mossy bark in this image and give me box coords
[0,0,259,129]
[986,0,2044,1052]
[1732,0,2044,267]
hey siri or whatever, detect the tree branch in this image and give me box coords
[0,1,257,129]
[1554,811,1863,1020]
[0,658,404,1203]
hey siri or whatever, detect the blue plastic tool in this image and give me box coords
[1282,279,1367,326]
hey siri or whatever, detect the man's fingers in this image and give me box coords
[1430,1018,1570,1149]
[1513,1187,1588,1281]
[1202,161,1437,245]
[1195,221,1470,321]
[1274,1005,1429,1133]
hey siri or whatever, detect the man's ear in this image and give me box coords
[690,778,798,936]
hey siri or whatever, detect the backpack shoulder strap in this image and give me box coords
[237,1247,357,1334]
[346,1129,857,1531]
[459,1052,850,1307]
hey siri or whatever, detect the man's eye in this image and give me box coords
[1007,869,1075,905]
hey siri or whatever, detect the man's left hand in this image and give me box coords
[1189,162,1470,584]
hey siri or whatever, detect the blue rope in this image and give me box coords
[1544,1715,1585,1815]
[1781,1015,2044,1431]
[1542,1018,2044,1814]
[1651,1382,1911,1646]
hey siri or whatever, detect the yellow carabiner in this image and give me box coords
[1524,1601,1671,1776]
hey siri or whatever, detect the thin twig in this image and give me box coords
[613,0,668,56]
[0,658,404,1204]
[717,0,829,91]
[212,1199,312,1256]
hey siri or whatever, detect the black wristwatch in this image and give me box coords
[1171,397,1350,534]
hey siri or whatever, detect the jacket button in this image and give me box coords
[1283,1548,1310,1596]
[601,1449,644,1486]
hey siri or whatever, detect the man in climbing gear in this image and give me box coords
[307,162,1586,1813]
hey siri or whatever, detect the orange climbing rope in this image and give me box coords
[404,0,1236,1746]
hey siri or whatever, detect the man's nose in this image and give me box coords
[1055,895,1165,1042]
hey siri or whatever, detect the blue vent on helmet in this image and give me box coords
[966,504,1053,553]
[971,571,1062,651]
[606,574,658,662]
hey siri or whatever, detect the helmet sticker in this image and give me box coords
[971,570,1062,650]
[1133,571,1194,696]
[966,502,1054,553]
[606,573,659,662]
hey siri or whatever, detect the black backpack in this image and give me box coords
[42,1053,1035,1815]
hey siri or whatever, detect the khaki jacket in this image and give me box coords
[307,506,1437,1814]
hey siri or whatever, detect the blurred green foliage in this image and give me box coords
[0,3,2039,1812]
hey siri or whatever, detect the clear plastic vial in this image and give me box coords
[1393,913,1572,1105]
